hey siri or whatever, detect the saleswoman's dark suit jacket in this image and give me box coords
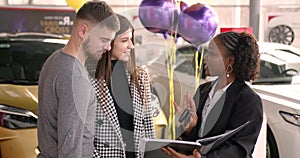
[181,79,263,158]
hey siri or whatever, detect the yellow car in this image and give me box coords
[0,32,67,158]
[0,32,167,158]
[0,85,39,157]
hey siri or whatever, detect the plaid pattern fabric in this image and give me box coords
[90,66,155,158]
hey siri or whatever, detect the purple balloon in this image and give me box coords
[167,1,187,42]
[179,1,188,12]
[178,3,218,46]
[139,0,179,36]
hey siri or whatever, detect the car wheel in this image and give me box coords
[268,25,295,45]
[266,126,279,158]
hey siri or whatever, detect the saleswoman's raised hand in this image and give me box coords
[174,92,198,135]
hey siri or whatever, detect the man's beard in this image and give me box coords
[82,38,105,60]
[81,37,101,60]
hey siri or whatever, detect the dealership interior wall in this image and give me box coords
[1,0,300,41]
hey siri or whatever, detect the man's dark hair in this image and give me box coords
[76,1,119,31]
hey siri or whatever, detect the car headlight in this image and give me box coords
[279,110,300,127]
[0,104,37,129]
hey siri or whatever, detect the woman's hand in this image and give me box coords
[174,92,198,134]
[161,147,201,158]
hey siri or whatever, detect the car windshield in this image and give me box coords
[0,40,65,84]
[254,49,300,85]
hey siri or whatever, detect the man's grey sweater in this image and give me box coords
[37,50,96,158]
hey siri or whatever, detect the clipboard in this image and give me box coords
[141,121,250,157]
[140,138,201,158]
[197,121,251,154]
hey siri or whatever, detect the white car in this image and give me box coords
[251,84,300,158]
[259,42,300,72]
[266,13,300,48]
[136,41,300,158]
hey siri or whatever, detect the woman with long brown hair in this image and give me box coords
[90,14,155,158]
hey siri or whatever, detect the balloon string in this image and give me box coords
[194,0,211,90]
[167,0,177,139]
[171,0,175,39]
[195,49,199,90]
[173,0,180,41]
[195,46,205,91]
[177,0,181,11]
[166,41,176,140]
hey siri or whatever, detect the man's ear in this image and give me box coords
[78,23,88,39]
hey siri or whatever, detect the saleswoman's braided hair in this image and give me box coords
[215,31,260,81]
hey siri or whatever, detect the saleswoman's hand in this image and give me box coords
[161,147,201,158]
[174,92,198,134]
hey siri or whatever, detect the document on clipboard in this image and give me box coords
[197,121,251,154]
[140,138,201,158]
[141,121,250,158]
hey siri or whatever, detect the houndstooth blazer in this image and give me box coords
[90,66,155,158]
